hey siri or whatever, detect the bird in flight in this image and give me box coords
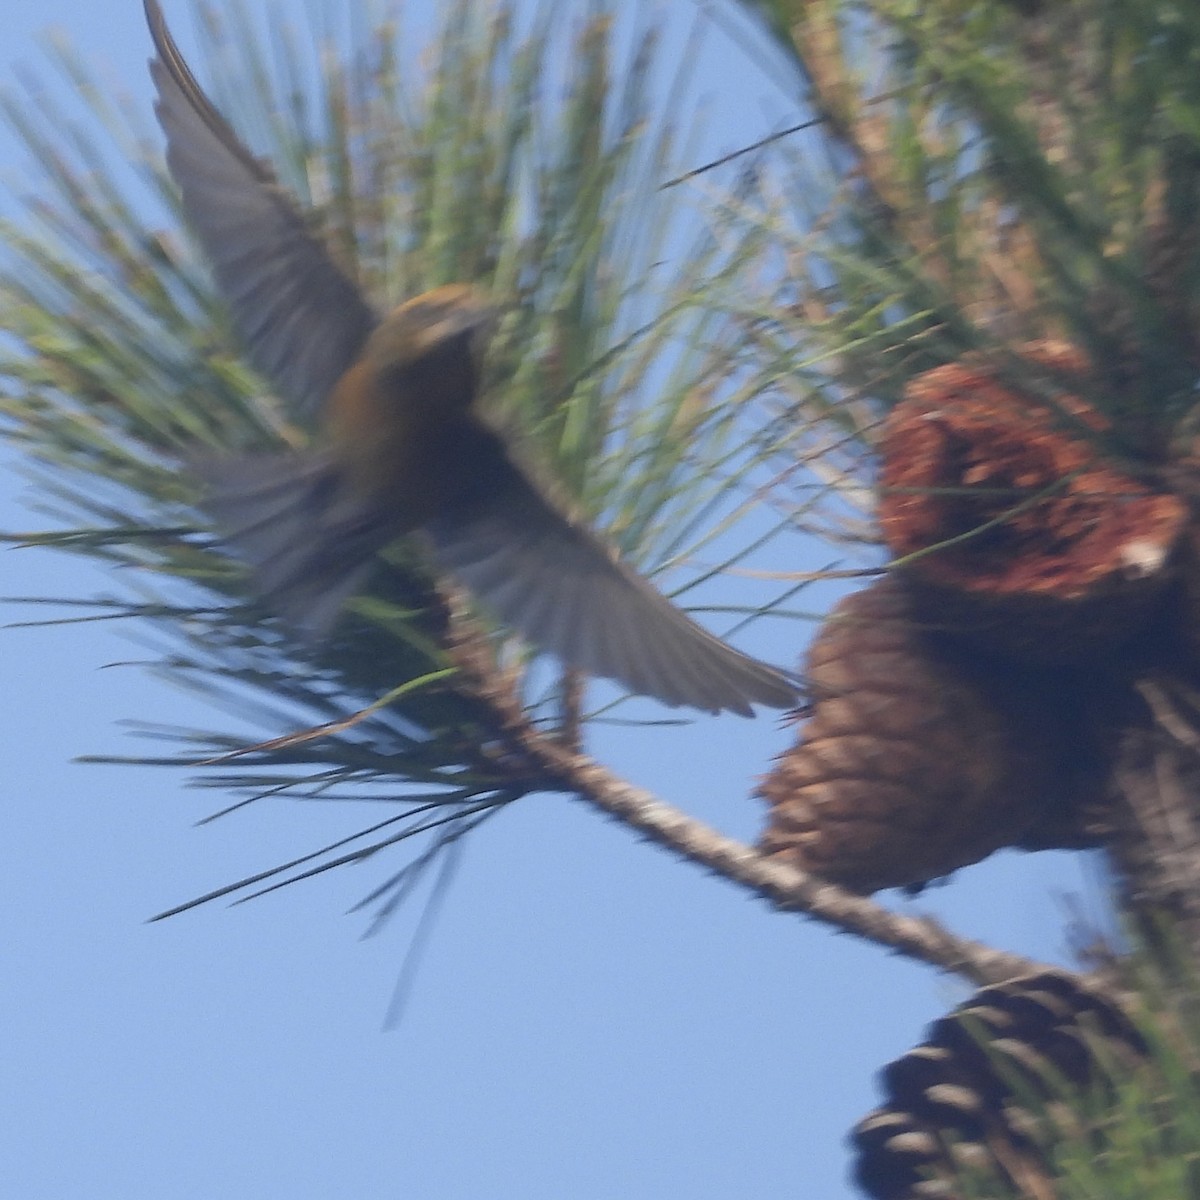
[144,0,798,715]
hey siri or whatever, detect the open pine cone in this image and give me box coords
[878,343,1186,664]
[851,971,1145,1200]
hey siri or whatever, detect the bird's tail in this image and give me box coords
[193,451,389,635]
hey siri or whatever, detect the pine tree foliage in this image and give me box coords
[10,2,1200,1193]
[719,2,1200,1196]
[731,0,1200,469]
[0,0,799,911]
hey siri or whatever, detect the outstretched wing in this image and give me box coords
[193,450,390,635]
[145,0,377,420]
[426,438,799,716]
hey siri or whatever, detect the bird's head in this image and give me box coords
[365,284,495,405]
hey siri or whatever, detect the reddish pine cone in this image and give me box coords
[879,343,1186,661]
[851,971,1144,1200]
[1166,409,1200,664]
[758,577,1078,893]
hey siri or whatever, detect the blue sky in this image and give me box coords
[0,3,1100,1198]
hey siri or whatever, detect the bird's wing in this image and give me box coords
[425,449,799,716]
[145,0,377,420]
[193,450,388,634]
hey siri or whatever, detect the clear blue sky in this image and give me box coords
[1,3,1100,1198]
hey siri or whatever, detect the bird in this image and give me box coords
[144,0,799,716]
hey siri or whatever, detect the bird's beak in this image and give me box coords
[370,287,500,374]
[409,303,496,360]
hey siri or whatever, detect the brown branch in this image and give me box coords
[556,668,585,754]
[443,624,1046,988]
[785,5,901,218]
[1108,679,1200,962]
[538,731,1043,987]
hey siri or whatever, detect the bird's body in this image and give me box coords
[145,0,799,715]
[323,290,494,526]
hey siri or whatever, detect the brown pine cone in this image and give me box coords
[878,343,1186,663]
[851,971,1144,1200]
[758,577,1092,893]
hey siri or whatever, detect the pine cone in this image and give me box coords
[1166,412,1200,666]
[851,971,1144,1200]
[879,343,1186,663]
[758,577,1088,893]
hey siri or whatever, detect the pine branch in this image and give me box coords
[446,624,1046,986]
